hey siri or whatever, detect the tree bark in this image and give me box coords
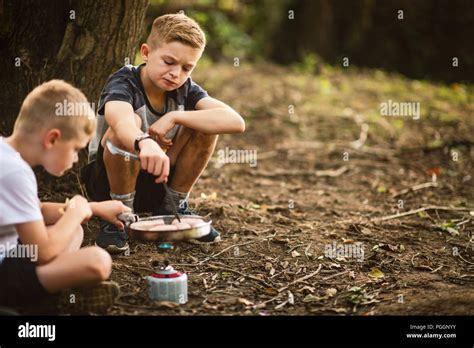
[0,0,149,135]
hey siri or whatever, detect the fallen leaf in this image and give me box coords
[303,294,326,303]
[446,227,459,236]
[156,301,180,309]
[291,250,301,258]
[263,287,278,296]
[288,291,294,305]
[325,288,338,297]
[237,298,254,306]
[418,211,429,218]
[200,192,217,200]
[368,267,385,279]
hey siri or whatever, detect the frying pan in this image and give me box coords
[119,213,212,242]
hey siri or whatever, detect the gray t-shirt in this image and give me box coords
[0,137,43,263]
[88,64,209,162]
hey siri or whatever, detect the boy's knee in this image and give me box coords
[76,225,84,239]
[87,247,113,280]
[190,129,218,147]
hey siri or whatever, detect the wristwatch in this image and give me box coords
[134,133,153,152]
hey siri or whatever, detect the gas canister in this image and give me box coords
[147,265,188,304]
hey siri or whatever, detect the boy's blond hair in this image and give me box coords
[147,13,206,50]
[14,80,96,140]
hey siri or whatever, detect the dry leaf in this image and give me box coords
[325,288,338,297]
[288,291,294,305]
[303,294,325,303]
[368,267,385,279]
[237,298,254,306]
[291,250,301,258]
[156,301,180,309]
[263,287,278,296]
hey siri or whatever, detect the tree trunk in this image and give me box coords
[0,0,149,135]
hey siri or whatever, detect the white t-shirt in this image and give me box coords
[0,137,43,263]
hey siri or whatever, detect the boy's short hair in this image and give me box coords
[14,80,96,140]
[147,13,206,50]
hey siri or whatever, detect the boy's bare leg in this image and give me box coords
[36,229,113,293]
[45,224,83,253]
[167,127,219,193]
[102,130,141,196]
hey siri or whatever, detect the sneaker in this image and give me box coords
[95,220,129,254]
[158,200,221,243]
[58,281,120,313]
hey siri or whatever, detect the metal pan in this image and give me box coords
[120,213,212,242]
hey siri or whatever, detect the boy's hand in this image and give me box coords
[148,112,176,149]
[91,201,131,229]
[67,195,93,223]
[138,139,170,183]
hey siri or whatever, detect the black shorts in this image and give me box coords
[81,142,175,214]
[0,247,52,308]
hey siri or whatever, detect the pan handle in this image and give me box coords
[118,212,139,228]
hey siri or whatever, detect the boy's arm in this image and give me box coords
[89,201,131,229]
[16,195,91,264]
[40,202,66,225]
[105,101,169,182]
[104,101,144,153]
[149,97,245,138]
[41,201,130,228]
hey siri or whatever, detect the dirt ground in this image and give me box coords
[37,62,474,315]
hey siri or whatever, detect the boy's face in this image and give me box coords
[141,41,203,91]
[42,130,90,176]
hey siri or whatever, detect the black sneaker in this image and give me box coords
[95,220,129,254]
[158,201,221,243]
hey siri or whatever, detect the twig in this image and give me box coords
[72,171,86,198]
[458,254,474,265]
[207,263,271,288]
[322,270,348,281]
[392,182,439,198]
[373,205,474,222]
[274,300,289,310]
[431,266,444,273]
[411,253,420,268]
[252,293,284,309]
[350,123,369,150]
[197,240,254,265]
[248,166,348,178]
[277,264,322,293]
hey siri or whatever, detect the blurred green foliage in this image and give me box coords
[145,0,473,83]
[146,0,290,62]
